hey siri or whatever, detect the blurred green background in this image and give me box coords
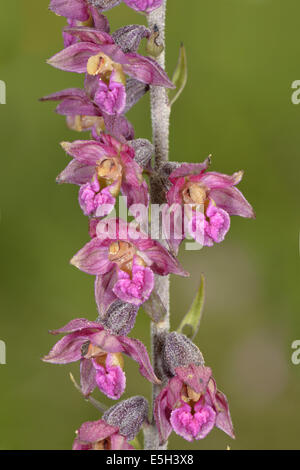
[0,0,300,450]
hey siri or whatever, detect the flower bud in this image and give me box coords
[112,25,151,54]
[130,138,154,170]
[103,396,149,441]
[99,299,138,336]
[162,332,204,377]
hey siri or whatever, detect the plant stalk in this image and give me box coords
[144,0,171,451]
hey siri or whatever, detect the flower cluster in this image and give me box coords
[43,0,254,450]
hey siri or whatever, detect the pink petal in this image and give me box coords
[169,160,211,184]
[57,160,95,185]
[119,336,160,384]
[93,355,126,400]
[80,358,97,396]
[113,262,154,306]
[61,139,112,166]
[49,0,90,22]
[170,403,216,441]
[70,237,112,275]
[110,434,134,450]
[63,26,114,46]
[123,53,175,88]
[77,419,118,443]
[94,77,126,116]
[95,269,119,317]
[49,318,103,335]
[47,42,101,73]
[209,186,255,218]
[42,331,89,364]
[175,364,212,395]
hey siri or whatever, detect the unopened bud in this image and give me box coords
[103,396,149,441]
[162,332,204,377]
[99,299,138,336]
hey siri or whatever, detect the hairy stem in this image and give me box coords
[144,0,171,451]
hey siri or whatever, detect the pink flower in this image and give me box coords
[72,395,149,450]
[166,159,255,252]
[57,134,149,217]
[40,87,134,141]
[70,218,188,309]
[43,318,160,399]
[155,364,235,444]
[47,26,174,115]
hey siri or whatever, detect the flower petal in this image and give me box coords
[93,356,126,400]
[80,358,97,396]
[43,331,88,364]
[119,336,160,384]
[123,53,175,88]
[49,0,89,22]
[49,318,103,335]
[77,419,118,443]
[209,186,255,218]
[199,170,244,189]
[61,139,115,165]
[95,269,119,317]
[71,237,112,275]
[110,434,134,450]
[113,262,154,306]
[154,384,175,444]
[57,159,95,185]
[63,26,114,46]
[142,242,189,277]
[47,42,101,73]
[169,160,211,184]
[175,364,212,395]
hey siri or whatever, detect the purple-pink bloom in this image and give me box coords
[154,364,235,444]
[73,419,134,450]
[71,218,189,308]
[47,26,174,114]
[43,318,160,399]
[40,88,134,141]
[58,134,149,217]
[166,159,255,251]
